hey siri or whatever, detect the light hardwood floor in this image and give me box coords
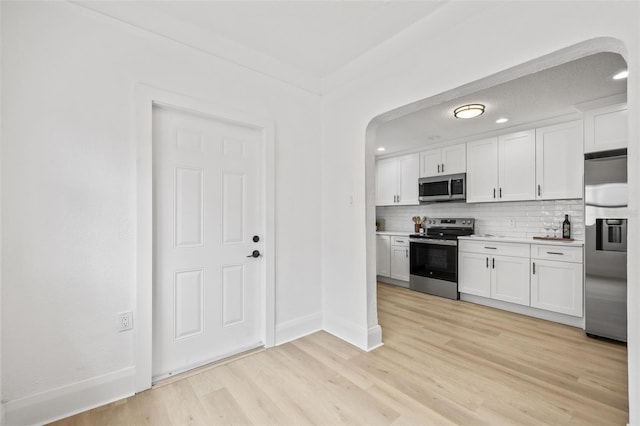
[54,283,628,425]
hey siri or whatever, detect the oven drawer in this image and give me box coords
[459,240,530,257]
[392,236,409,247]
[531,244,583,263]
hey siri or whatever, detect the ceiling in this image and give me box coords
[374,52,628,156]
[75,3,627,153]
[76,0,444,89]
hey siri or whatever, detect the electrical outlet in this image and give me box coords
[119,311,133,332]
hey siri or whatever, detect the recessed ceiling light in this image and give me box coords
[496,118,509,124]
[454,104,485,119]
[377,147,386,152]
[613,70,628,80]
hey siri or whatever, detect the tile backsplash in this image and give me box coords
[376,199,584,240]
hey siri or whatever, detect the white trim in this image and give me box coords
[367,325,383,351]
[4,367,135,426]
[275,312,323,345]
[323,312,369,351]
[134,83,276,393]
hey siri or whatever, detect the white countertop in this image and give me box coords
[459,235,584,247]
[376,231,412,236]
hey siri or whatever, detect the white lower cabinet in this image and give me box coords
[458,246,529,306]
[390,245,410,281]
[530,244,584,317]
[376,235,391,277]
[491,255,530,306]
[458,251,491,297]
[377,234,409,283]
[459,240,584,318]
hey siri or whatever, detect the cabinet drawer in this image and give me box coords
[459,240,530,257]
[391,236,409,247]
[531,244,583,263]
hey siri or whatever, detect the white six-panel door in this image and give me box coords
[152,105,263,381]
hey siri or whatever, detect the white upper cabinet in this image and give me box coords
[498,130,537,201]
[467,131,535,203]
[376,157,398,206]
[419,143,466,177]
[375,153,419,206]
[466,137,499,203]
[535,120,583,200]
[584,102,627,153]
[420,149,442,177]
[397,154,419,205]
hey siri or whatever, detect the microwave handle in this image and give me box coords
[448,177,452,198]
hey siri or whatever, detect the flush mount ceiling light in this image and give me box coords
[453,103,485,119]
[613,70,628,80]
[377,147,386,152]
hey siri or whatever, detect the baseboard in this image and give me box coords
[275,311,322,345]
[460,294,585,328]
[323,312,369,350]
[376,276,409,288]
[4,367,135,426]
[367,324,384,351]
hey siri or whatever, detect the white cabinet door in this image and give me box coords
[584,103,627,153]
[466,137,499,203]
[420,148,442,177]
[536,120,583,200]
[442,143,466,175]
[397,153,419,205]
[376,154,419,206]
[531,259,583,317]
[390,245,410,281]
[458,251,491,297]
[491,255,531,306]
[498,130,536,201]
[376,235,391,277]
[376,158,398,206]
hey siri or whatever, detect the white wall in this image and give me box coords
[1,2,322,424]
[321,0,640,423]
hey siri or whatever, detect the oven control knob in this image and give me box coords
[462,220,467,225]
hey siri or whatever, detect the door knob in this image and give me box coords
[247,250,261,258]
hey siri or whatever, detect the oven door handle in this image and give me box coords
[409,238,458,246]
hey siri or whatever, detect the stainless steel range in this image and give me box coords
[409,218,475,300]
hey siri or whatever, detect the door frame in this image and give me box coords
[134,84,275,392]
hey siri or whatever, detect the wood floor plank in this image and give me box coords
[52,283,628,425]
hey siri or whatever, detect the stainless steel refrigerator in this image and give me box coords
[584,149,628,342]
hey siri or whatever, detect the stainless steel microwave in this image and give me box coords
[418,173,466,203]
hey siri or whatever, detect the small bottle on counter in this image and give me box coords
[562,214,571,239]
